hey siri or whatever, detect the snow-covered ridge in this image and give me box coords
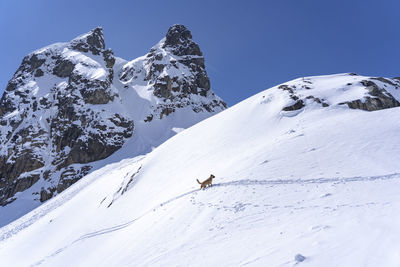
[1,72,400,266]
[274,73,400,113]
[0,24,226,226]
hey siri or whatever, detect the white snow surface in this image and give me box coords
[1,73,400,266]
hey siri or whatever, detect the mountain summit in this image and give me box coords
[69,27,105,55]
[164,24,201,55]
[0,25,226,225]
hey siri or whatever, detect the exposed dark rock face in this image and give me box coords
[0,27,133,206]
[70,71,115,105]
[70,27,105,55]
[343,97,399,111]
[371,77,398,86]
[34,68,44,77]
[0,93,16,117]
[40,186,56,202]
[1,174,40,206]
[306,96,329,107]
[340,80,400,111]
[282,99,305,111]
[163,24,202,56]
[57,165,92,193]
[279,85,305,111]
[52,59,75,77]
[16,54,46,76]
[103,49,116,68]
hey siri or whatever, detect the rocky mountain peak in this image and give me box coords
[163,24,201,56]
[165,24,192,44]
[69,27,105,55]
[119,24,226,123]
[0,26,132,208]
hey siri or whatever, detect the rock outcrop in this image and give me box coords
[340,80,400,111]
[277,74,400,113]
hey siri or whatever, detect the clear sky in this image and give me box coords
[1,0,399,106]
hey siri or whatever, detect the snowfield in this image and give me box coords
[1,73,400,266]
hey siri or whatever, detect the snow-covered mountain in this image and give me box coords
[0,25,226,226]
[1,73,400,266]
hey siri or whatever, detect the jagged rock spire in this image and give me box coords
[69,27,105,55]
[163,24,201,56]
[165,24,192,45]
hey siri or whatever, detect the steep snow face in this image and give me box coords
[0,25,226,226]
[1,73,400,266]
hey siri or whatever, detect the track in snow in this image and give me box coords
[29,172,400,266]
[0,157,145,243]
[215,172,400,187]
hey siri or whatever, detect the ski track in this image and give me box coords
[0,157,145,243]
[29,172,400,266]
[0,177,98,243]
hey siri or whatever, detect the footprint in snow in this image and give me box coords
[309,225,330,232]
[295,254,306,263]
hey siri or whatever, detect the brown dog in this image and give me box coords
[197,174,215,190]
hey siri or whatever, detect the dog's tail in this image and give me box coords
[196,179,201,184]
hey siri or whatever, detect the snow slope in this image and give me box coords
[1,73,400,266]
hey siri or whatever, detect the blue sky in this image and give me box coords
[1,0,399,105]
